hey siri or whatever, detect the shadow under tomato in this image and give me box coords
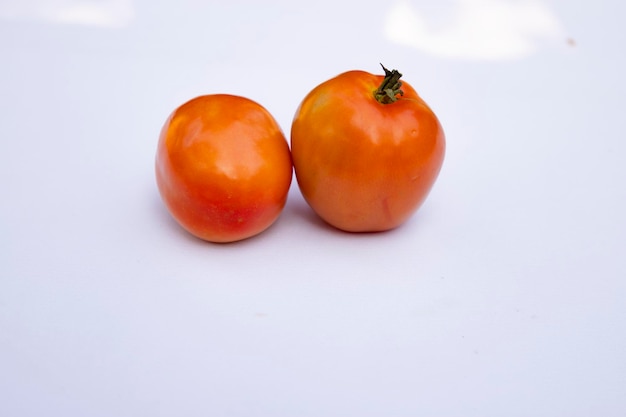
[287,198,334,231]
[284,193,405,239]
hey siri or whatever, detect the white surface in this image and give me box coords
[1,0,625,416]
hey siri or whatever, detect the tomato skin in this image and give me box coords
[156,94,292,243]
[291,70,445,232]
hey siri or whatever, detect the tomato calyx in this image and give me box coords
[374,64,404,104]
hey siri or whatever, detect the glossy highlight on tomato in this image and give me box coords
[156,94,292,243]
[290,66,445,232]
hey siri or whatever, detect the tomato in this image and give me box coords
[155,94,292,243]
[290,65,445,232]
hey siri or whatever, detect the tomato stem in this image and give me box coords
[374,64,404,104]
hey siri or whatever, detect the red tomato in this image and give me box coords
[291,66,445,232]
[156,94,292,243]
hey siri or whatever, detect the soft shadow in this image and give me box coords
[283,191,406,240]
[286,196,336,232]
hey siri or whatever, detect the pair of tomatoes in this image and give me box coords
[155,66,446,243]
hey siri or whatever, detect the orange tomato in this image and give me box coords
[156,94,292,243]
[291,66,445,232]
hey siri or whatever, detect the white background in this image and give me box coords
[1,0,625,416]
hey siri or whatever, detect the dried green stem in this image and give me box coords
[374,64,404,104]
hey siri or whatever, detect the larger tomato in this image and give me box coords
[156,94,292,243]
[291,66,445,232]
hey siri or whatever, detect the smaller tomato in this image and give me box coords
[291,65,445,232]
[155,94,292,243]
